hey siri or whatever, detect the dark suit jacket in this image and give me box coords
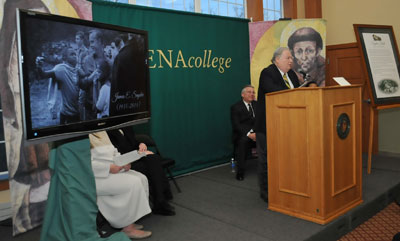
[106,127,139,154]
[110,38,148,116]
[254,64,300,134]
[230,100,257,143]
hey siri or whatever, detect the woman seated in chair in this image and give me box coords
[89,131,152,239]
[107,127,175,216]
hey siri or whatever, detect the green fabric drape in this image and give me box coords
[91,1,250,175]
[40,137,130,241]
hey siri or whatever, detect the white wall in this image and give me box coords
[322,0,400,153]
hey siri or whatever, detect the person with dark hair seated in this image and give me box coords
[107,127,175,216]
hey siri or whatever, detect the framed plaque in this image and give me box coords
[354,24,400,106]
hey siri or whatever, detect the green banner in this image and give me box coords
[91,1,250,175]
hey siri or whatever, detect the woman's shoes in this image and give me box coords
[123,229,152,239]
[133,223,143,230]
[122,224,151,239]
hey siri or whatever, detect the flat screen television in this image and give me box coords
[16,9,151,144]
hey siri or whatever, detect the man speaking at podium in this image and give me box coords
[254,47,316,203]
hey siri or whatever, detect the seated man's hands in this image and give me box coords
[248,132,256,142]
[138,143,154,155]
[138,143,147,153]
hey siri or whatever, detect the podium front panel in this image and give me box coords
[267,89,323,219]
[266,86,363,224]
[277,106,310,198]
[322,87,363,217]
[331,102,357,197]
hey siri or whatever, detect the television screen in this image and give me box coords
[16,9,150,143]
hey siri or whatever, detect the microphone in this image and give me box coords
[299,70,309,80]
[298,70,312,87]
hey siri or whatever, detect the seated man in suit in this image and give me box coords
[230,85,257,181]
[107,127,175,216]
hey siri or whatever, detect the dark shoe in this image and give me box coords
[395,196,400,207]
[164,189,173,201]
[393,232,400,241]
[164,202,175,211]
[153,202,176,216]
[236,172,244,181]
[153,207,176,216]
[260,193,268,203]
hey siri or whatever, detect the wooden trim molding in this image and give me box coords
[283,0,297,19]
[326,42,358,51]
[0,180,9,191]
[304,0,322,18]
[247,0,263,22]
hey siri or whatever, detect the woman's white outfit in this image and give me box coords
[89,131,151,228]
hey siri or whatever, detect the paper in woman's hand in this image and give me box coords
[113,150,147,166]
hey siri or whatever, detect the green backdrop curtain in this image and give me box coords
[91,0,250,175]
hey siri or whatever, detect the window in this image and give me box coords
[263,0,282,21]
[134,0,195,12]
[201,0,245,18]
[104,0,246,18]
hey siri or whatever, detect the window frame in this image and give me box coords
[263,0,283,21]
[127,0,247,18]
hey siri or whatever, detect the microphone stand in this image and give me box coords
[299,73,312,88]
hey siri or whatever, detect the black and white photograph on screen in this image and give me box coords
[21,16,148,130]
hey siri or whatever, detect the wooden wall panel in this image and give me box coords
[326,43,378,153]
[283,0,297,19]
[0,180,9,191]
[247,0,263,22]
[304,0,322,18]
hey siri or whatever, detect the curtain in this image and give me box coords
[91,0,250,175]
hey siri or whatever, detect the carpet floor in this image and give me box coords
[339,202,400,241]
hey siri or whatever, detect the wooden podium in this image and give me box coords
[265,85,363,224]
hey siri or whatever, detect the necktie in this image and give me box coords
[283,73,291,89]
[248,103,255,117]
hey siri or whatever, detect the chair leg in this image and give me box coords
[165,167,181,193]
